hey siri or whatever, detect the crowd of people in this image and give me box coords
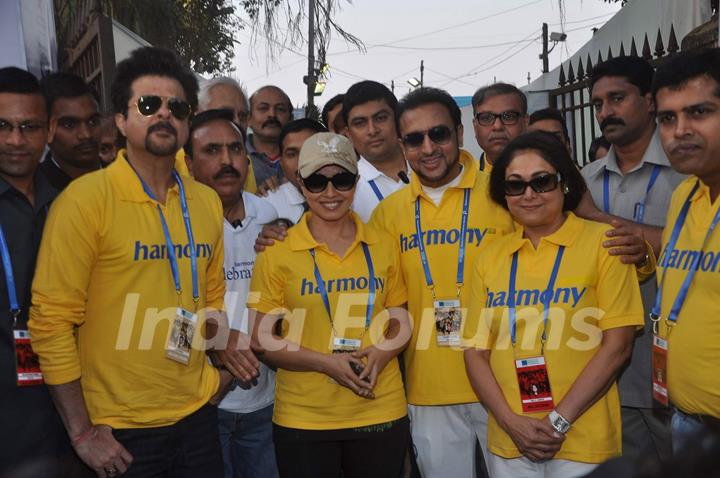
[1,43,718,478]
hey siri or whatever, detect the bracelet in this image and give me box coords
[71,426,98,446]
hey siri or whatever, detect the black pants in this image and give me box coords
[273,416,409,478]
[112,404,223,478]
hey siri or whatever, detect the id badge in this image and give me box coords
[652,334,669,406]
[329,337,363,384]
[166,307,197,365]
[434,298,461,346]
[515,356,554,413]
[14,329,44,386]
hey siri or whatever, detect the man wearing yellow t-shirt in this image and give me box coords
[470,83,528,173]
[652,48,720,451]
[370,87,515,477]
[29,47,259,477]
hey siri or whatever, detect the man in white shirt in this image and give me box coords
[343,81,411,221]
[184,108,279,478]
[264,118,327,225]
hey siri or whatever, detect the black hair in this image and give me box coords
[184,108,244,158]
[321,94,345,128]
[40,72,99,114]
[652,48,720,101]
[110,47,199,117]
[0,67,46,117]
[471,82,528,114]
[588,136,611,163]
[278,118,327,154]
[397,87,462,134]
[589,56,654,95]
[489,131,587,211]
[342,80,398,124]
[529,108,570,143]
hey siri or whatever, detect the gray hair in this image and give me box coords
[471,82,527,114]
[198,76,249,111]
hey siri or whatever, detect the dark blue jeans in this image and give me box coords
[218,404,278,478]
[112,404,223,478]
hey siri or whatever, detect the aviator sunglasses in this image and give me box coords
[504,172,562,196]
[401,125,453,150]
[132,95,192,120]
[302,171,357,193]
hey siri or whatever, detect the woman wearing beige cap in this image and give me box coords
[249,133,410,477]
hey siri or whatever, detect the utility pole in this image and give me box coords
[420,60,424,88]
[541,22,549,73]
[305,0,316,112]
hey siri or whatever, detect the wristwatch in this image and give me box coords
[548,410,572,434]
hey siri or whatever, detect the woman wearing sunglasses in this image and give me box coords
[463,131,644,478]
[249,133,410,478]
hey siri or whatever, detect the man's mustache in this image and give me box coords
[214,165,240,179]
[148,121,177,136]
[600,117,625,130]
[262,119,281,129]
[73,140,99,152]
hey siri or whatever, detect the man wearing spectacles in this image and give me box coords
[370,87,514,478]
[0,66,92,478]
[471,83,529,173]
[246,85,293,189]
[38,72,103,191]
[30,47,258,478]
[342,81,411,222]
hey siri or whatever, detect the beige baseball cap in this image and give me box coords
[298,132,358,178]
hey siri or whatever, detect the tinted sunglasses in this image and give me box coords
[401,125,453,150]
[475,111,521,126]
[302,171,357,193]
[133,95,192,120]
[504,172,562,196]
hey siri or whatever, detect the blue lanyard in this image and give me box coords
[0,223,20,320]
[133,165,199,303]
[368,179,384,201]
[652,181,720,325]
[309,243,376,330]
[508,246,565,349]
[602,164,661,222]
[415,188,471,294]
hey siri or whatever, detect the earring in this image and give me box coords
[563,185,570,194]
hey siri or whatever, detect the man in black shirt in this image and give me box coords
[0,67,84,477]
[39,72,102,191]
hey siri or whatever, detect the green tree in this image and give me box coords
[55,0,240,74]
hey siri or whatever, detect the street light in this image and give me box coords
[407,77,421,88]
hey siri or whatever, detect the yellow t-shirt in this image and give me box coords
[465,213,644,463]
[250,212,408,430]
[657,177,720,418]
[29,156,225,428]
[369,154,514,405]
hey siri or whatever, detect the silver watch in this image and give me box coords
[548,409,571,434]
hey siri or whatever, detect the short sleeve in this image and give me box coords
[249,248,286,315]
[596,242,644,331]
[382,237,408,308]
[463,252,492,349]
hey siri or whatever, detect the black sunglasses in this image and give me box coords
[133,95,192,120]
[504,172,562,196]
[302,171,357,193]
[401,125,453,150]
[475,111,521,126]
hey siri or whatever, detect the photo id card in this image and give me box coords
[434,298,462,346]
[652,334,669,406]
[515,356,554,413]
[14,329,43,386]
[166,307,197,365]
[329,337,364,384]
